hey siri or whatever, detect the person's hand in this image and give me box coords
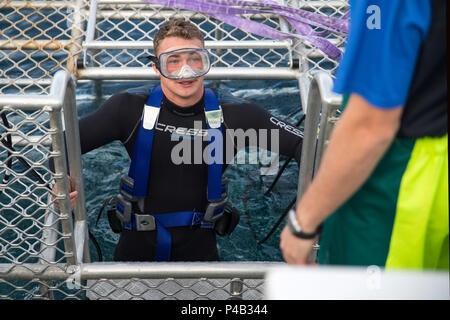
[68,188,78,210]
[280,225,317,265]
[51,176,78,210]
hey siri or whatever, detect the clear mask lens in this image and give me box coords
[158,48,211,80]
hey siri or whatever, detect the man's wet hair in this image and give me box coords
[153,18,205,55]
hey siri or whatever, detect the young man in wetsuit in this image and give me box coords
[72,18,303,262]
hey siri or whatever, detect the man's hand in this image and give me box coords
[52,176,78,210]
[280,225,317,265]
[68,189,79,210]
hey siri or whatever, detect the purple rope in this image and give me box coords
[209,0,348,34]
[142,0,348,60]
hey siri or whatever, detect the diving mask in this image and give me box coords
[148,48,211,80]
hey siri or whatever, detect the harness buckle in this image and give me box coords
[115,194,132,223]
[135,214,156,231]
[120,175,135,201]
[204,197,228,223]
[204,178,229,223]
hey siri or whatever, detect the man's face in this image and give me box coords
[154,36,205,107]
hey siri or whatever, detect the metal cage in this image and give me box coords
[1,0,348,300]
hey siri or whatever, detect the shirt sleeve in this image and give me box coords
[333,0,431,108]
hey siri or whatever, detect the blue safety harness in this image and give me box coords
[115,86,227,261]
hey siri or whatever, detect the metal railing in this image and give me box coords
[296,71,342,262]
[297,71,342,199]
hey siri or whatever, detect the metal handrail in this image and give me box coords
[78,67,300,80]
[295,71,341,262]
[0,261,283,280]
[297,71,342,202]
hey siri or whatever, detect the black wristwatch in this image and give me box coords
[286,209,321,239]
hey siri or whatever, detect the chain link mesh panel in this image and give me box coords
[293,1,348,78]
[85,278,264,300]
[0,0,88,95]
[0,71,81,299]
[85,2,290,69]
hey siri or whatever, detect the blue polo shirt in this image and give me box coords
[333,0,431,109]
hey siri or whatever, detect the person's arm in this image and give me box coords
[222,100,303,163]
[280,0,431,264]
[79,92,142,154]
[280,94,403,264]
[52,91,144,208]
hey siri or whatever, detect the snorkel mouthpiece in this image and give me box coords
[176,64,198,80]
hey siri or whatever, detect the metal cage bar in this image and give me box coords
[296,71,342,262]
[0,261,281,280]
[297,71,342,200]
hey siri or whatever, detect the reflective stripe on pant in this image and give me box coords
[386,134,448,270]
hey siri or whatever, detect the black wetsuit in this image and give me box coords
[79,86,303,261]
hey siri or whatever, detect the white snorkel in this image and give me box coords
[176,64,198,80]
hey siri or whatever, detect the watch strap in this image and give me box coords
[287,209,320,239]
